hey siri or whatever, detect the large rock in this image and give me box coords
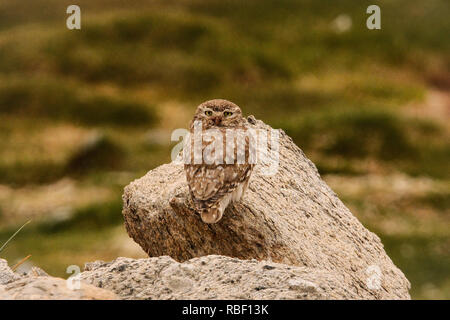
[122,117,410,299]
[81,255,357,300]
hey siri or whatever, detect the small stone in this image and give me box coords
[288,278,318,293]
[263,265,276,270]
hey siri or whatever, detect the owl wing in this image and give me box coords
[185,163,252,211]
[184,125,254,211]
[185,164,225,200]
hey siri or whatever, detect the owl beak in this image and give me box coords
[213,117,222,125]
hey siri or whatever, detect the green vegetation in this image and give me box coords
[282,109,449,178]
[0,0,448,299]
[0,78,157,126]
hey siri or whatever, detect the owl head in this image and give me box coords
[192,99,243,129]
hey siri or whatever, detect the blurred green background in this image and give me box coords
[0,0,448,299]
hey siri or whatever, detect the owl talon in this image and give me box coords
[200,208,223,224]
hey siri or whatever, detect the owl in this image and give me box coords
[184,99,254,224]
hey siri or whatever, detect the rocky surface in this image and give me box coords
[0,258,117,300]
[0,258,20,285]
[80,255,355,300]
[0,276,118,300]
[122,117,411,299]
[2,254,407,300]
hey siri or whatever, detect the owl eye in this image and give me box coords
[205,110,213,116]
[223,111,233,117]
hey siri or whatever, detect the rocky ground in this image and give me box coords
[0,254,405,300]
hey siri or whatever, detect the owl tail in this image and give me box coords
[200,207,223,224]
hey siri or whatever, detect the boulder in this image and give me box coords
[122,117,410,299]
[80,255,356,300]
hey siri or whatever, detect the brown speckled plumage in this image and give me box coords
[185,99,254,223]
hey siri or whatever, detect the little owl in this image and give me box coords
[184,99,254,223]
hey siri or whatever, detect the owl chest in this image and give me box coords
[186,129,252,166]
